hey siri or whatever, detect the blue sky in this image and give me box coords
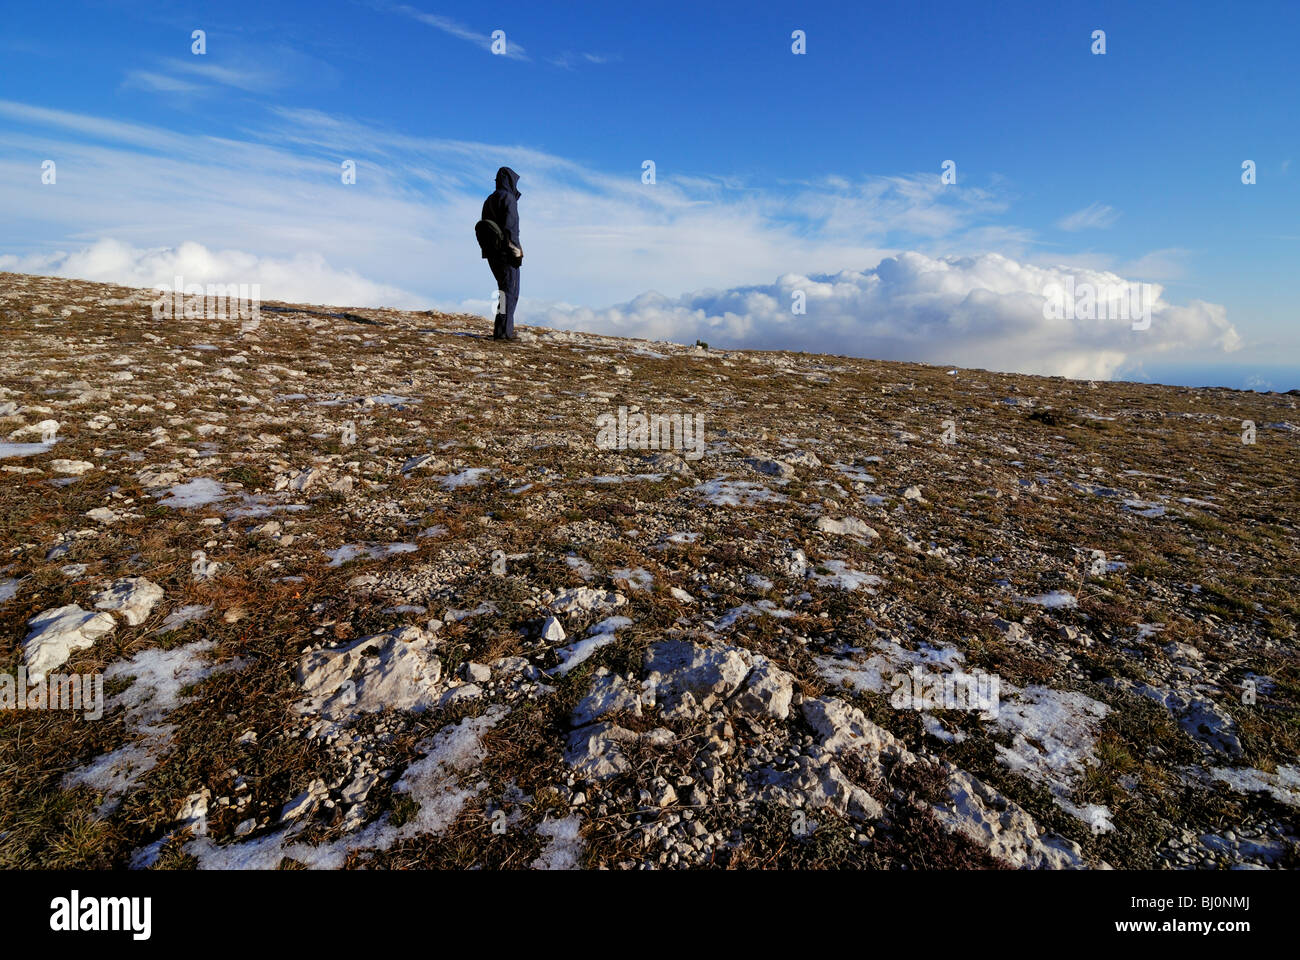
[1,0,1296,388]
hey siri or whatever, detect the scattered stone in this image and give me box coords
[462,661,491,683]
[93,577,164,626]
[281,779,329,822]
[48,459,95,475]
[816,516,879,539]
[551,587,627,614]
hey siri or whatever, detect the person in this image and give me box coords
[482,166,522,340]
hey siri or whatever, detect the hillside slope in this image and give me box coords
[1,271,1297,870]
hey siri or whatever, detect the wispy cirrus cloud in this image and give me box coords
[1057,202,1119,232]
[387,4,529,61]
[121,70,206,95]
[161,56,283,93]
[120,47,339,99]
[549,51,619,69]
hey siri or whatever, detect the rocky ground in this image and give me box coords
[1,271,1297,870]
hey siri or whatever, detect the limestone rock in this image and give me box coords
[565,722,638,779]
[551,587,626,615]
[802,696,909,762]
[754,756,883,821]
[816,516,879,539]
[643,639,751,718]
[23,604,117,682]
[731,655,795,720]
[931,764,1087,870]
[295,625,443,720]
[93,577,164,626]
[573,667,642,726]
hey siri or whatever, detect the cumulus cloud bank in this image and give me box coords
[2,239,1240,381]
[540,251,1241,381]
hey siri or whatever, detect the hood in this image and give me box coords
[495,166,521,199]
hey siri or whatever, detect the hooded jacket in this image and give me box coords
[482,166,521,252]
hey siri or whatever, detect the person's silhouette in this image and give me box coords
[481,167,522,340]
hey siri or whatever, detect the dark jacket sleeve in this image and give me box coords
[483,190,520,249]
[503,193,519,248]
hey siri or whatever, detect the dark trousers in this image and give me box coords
[488,256,519,338]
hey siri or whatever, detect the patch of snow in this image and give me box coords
[156,478,229,509]
[712,600,795,630]
[551,617,633,676]
[531,814,585,869]
[186,707,507,868]
[155,604,211,635]
[994,685,1111,807]
[64,641,229,814]
[611,567,654,591]
[444,602,497,622]
[1020,590,1078,609]
[585,473,666,484]
[1201,765,1300,808]
[692,479,786,507]
[325,542,417,567]
[811,560,883,592]
[0,441,57,458]
[440,468,492,489]
[564,554,594,579]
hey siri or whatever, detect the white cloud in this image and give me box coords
[0,99,995,308]
[0,99,1244,380]
[1057,203,1119,232]
[0,238,424,310]
[162,57,283,93]
[3,241,1240,381]
[387,4,529,60]
[549,51,618,69]
[121,48,341,98]
[1120,247,1191,282]
[121,71,205,95]
[539,252,1240,381]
